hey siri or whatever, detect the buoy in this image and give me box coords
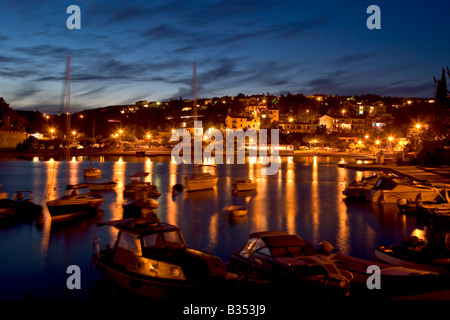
[397,198,407,212]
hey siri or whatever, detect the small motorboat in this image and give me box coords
[124,172,161,199]
[233,178,257,192]
[223,205,248,217]
[87,181,117,192]
[0,190,43,224]
[184,165,218,192]
[343,174,380,200]
[122,191,160,218]
[365,174,441,204]
[93,216,242,299]
[228,231,353,298]
[84,166,102,178]
[47,190,103,222]
[375,233,450,276]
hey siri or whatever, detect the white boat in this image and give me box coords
[365,174,441,204]
[124,172,161,198]
[184,165,218,192]
[233,178,257,192]
[47,192,104,222]
[84,167,102,178]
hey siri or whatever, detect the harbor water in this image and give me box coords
[0,155,427,300]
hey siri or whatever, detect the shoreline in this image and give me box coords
[0,148,375,159]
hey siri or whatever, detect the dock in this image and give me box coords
[337,163,450,189]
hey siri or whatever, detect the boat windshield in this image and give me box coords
[271,245,318,258]
[142,230,186,250]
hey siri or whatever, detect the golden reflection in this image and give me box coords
[165,161,179,226]
[144,158,153,183]
[336,167,350,254]
[311,155,320,243]
[110,158,126,221]
[207,212,219,251]
[285,159,296,234]
[251,175,268,233]
[68,158,79,186]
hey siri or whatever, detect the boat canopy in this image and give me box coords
[372,177,398,191]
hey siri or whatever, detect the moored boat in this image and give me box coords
[228,231,353,298]
[223,205,247,217]
[124,172,161,199]
[0,190,43,224]
[375,232,450,276]
[88,181,117,192]
[47,192,103,222]
[93,216,242,299]
[343,173,380,199]
[233,178,257,192]
[366,174,441,204]
[184,165,218,192]
[84,167,102,178]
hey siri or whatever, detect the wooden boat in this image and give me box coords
[124,172,161,199]
[184,165,218,192]
[93,216,240,299]
[0,190,43,224]
[233,178,257,192]
[365,174,441,204]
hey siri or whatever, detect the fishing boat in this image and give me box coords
[184,165,218,192]
[228,231,353,298]
[0,190,43,224]
[365,174,441,204]
[233,178,257,192]
[124,172,161,199]
[93,216,240,299]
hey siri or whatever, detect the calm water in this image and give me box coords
[0,155,422,300]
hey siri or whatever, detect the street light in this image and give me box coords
[146,134,151,148]
[50,128,55,139]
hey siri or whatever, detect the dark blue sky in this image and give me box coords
[1,0,449,112]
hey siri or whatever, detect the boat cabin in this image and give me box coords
[96,218,227,282]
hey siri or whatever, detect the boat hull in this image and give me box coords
[47,199,103,221]
[375,246,450,275]
[367,188,440,204]
[184,177,218,192]
[93,255,240,300]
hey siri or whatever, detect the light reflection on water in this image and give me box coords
[0,155,423,299]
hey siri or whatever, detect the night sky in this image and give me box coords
[1,0,449,112]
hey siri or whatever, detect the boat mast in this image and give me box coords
[193,61,197,122]
[65,56,71,187]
